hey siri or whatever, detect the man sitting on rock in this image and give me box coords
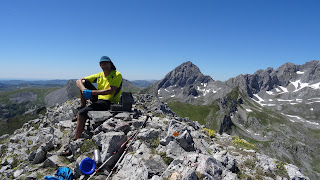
[74,56,122,140]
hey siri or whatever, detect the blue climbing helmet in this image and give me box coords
[56,167,74,180]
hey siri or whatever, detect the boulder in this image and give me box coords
[166,141,186,158]
[69,139,84,155]
[285,164,310,180]
[145,155,167,177]
[32,148,46,164]
[221,170,239,180]
[181,168,198,180]
[40,141,54,152]
[175,129,195,152]
[28,151,37,161]
[214,151,239,173]
[0,165,11,178]
[58,120,74,128]
[150,175,163,180]
[193,154,223,179]
[112,154,148,180]
[114,112,132,121]
[100,118,131,133]
[42,155,64,168]
[92,131,126,166]
[88,111,112,123]
[137,128,161,143]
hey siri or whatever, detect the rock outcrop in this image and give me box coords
[0,95,309,179]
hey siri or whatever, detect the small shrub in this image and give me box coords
[232,136,256,150]
[273,160,289,178]
[204,128,216,138]
[28,140,33,145]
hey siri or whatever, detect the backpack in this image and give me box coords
[110,92,134,112]
[44,167,74,180]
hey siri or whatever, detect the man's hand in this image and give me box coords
[83,90,92,100]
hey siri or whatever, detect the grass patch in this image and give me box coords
[246,108,287,126]
[311,158,320,173]
[0,87,59,136]
[0,112,41,136]
[150,137,160,149]
[196,171,204,179]
[0,87,60,104]
[80,139,99,154]
[237,172,254,180]
[168,101,219,129]
[308,128,320,139]
[36,172,44,179]
[244,158,256,170]
[160,152,174,165]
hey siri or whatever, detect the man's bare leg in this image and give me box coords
[73,114,86,140]
[80,90,86,108]
[77,78,87,107]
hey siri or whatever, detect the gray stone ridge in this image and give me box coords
[0,96,310,180]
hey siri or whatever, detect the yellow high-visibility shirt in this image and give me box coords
[85,70,122,103]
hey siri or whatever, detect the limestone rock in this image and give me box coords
[93,131,126,166]
[32,148,46,164]
[88,111,112,123]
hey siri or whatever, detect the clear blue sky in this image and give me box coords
[1,0,319,81]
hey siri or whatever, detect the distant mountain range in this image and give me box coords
[0,79,157,88]
[0,79,72,86]
[130,80,158,87]
[144,60,320,179]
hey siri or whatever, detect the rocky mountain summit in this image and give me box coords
[145,61,229,105]
[0,95,309,179]
[143,60,320,179]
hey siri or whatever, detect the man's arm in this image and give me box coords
[91,86,118,96]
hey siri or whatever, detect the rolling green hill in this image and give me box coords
[0,87,61,136]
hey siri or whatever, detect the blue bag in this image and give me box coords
[44,167,73,180]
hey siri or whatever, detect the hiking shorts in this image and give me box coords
[78,80,111,118]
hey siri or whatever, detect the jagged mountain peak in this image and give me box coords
[175,61,199,71]
[225,60,320,97]
[143,61,221,104]
[157,61,213,89]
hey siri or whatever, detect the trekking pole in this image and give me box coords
[87,115,150,180]
[106,115,151,179]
